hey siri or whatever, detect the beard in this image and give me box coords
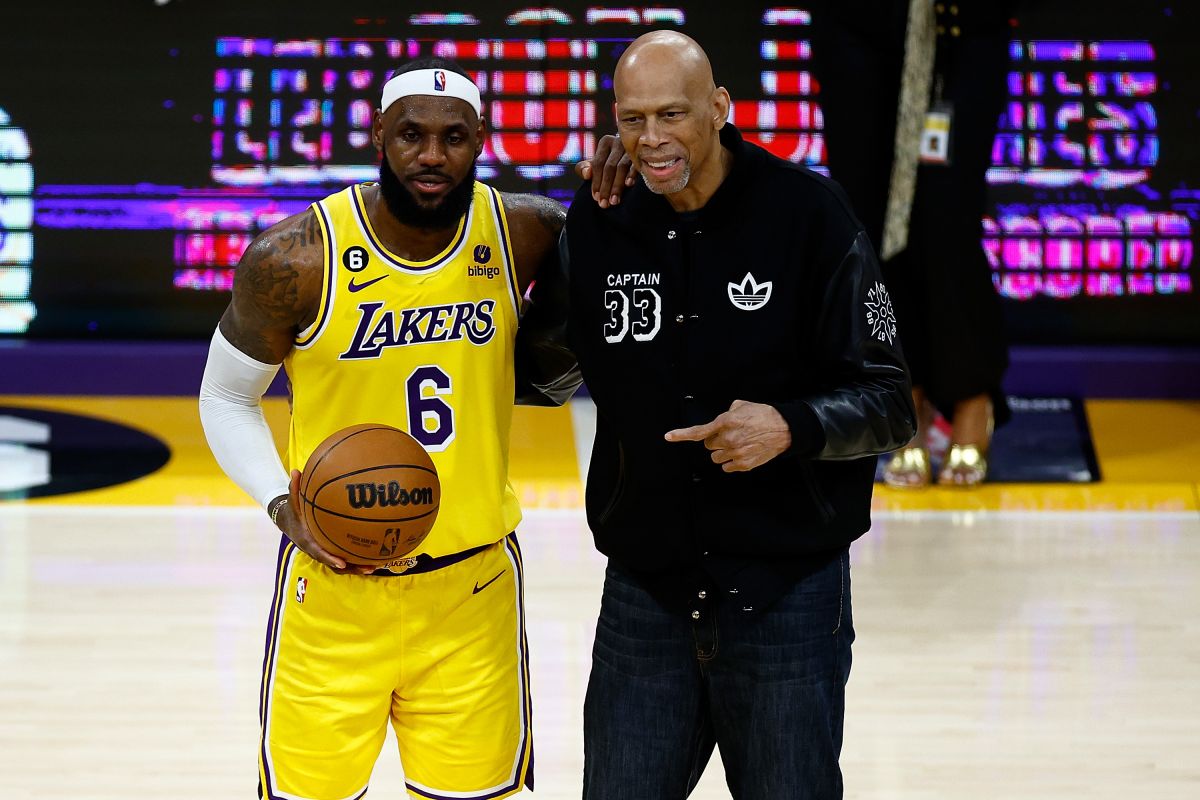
[378,153,476,230]
[640,161,691,195]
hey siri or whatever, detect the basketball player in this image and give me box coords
[199,59,575,800]
[562,32,915,799]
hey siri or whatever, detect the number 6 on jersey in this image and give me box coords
[406,365,455,451]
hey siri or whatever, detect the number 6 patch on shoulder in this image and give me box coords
[342,246,369,272]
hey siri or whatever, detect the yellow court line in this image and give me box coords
[1084,399,1200,484]
[0,395,279,507]
[873,483,1198,513]
[0,395,580,509]
[2,395,1197,513]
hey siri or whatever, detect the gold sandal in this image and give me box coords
[883,445,931,488]
[938,403,994,487]
[937,444,988,486]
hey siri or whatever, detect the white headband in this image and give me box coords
[380,68,482,116]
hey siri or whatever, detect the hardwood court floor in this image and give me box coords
[1,505,1197,799]
[1,396,1199,797]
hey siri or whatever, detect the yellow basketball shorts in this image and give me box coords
[257,533,533,800]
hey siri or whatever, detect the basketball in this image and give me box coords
[299,424,441,565]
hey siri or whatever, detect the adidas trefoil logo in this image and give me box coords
[727,272,773,311]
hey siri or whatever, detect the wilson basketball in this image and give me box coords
[299,424,440,565]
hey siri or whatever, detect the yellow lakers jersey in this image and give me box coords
[285,182,523,559]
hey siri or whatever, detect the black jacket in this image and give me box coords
[556,125,915,579]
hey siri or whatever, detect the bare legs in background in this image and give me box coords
[884,388,993,488]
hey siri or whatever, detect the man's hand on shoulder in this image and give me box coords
[220,209,325,364]
[574,134,636,209]
[501,193,566,293]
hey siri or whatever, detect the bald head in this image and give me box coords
[611,31,731,209]
[614,31,715,99]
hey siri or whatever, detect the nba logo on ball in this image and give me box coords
[434,70,446,91]
[295,577,307,604]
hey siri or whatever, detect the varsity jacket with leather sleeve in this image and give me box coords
[561,124,916,576]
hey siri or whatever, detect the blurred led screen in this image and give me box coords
[986,38,1191,301]
[0,1,1197,342]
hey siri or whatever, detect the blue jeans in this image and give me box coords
[583,551,854,800]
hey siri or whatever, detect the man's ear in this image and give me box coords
[713,86,731,129]
[371,109,385,152]
[476,114,487,158]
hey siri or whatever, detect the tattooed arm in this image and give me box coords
[502,193,582,406]
[200,209,365,572]
[219,208,325,362]
[501,192,566,295]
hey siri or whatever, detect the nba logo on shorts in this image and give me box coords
[433,70,446,92]
[295,577,307,604]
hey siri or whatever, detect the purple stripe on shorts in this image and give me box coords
[509,534,535,791]
[258,538,296,799]
[405,780,524,800]
[405,534,532,800]
[258,536,293,723]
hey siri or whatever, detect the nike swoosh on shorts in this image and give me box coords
[472,571,505,594]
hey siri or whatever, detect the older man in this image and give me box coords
[562,32,916,799]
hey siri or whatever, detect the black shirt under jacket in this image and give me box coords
[560,124,916,615]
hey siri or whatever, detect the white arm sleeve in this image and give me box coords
[198,328,291,511]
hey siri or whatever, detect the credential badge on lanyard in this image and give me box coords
[919,74,954,167]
